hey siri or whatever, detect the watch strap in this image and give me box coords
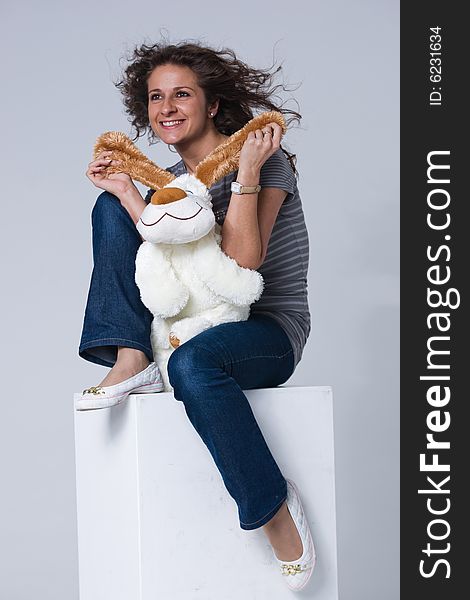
[231,181,261,194]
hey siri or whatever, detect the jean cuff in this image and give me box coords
[79,338,154,367]
[239,491,288,531]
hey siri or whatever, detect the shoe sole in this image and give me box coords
[75,381,164,411]
[284,478,317,591]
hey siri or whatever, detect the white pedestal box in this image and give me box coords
[73,386,338,599]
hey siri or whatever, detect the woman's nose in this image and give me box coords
[161,97,176,115]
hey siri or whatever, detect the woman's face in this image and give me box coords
[147,64,216,146]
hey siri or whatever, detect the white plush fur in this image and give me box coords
[135,174,264,392]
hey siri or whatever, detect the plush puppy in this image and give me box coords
[93,111,286,391]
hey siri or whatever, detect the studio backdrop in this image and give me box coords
[0,1,399,599]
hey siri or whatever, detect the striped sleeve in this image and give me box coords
[259,148,296,195]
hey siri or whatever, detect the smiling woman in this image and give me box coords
[78,38,314,592]
[146,63,227,158]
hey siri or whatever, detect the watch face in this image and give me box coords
[231,182,242,193]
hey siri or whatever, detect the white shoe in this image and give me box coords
[75,362,164,411]
[274,478,316,592]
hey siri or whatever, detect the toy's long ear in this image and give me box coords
[194,111,287,189]
[94,132,176,190]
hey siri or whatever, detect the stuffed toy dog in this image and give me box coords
[93,111,286,391]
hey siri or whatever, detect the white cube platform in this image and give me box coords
[73,386,338,599]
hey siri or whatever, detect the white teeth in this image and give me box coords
[161,120,184,126]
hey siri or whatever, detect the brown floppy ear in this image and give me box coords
[94,132,176,190]
[194,111,287,189]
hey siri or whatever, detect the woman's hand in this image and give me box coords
[86,150,137,197]
[238,121,282,176]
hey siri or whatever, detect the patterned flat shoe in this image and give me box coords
[75,362,164,411]
[274,478,316,592]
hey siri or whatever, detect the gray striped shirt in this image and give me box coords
[144,148,310,368]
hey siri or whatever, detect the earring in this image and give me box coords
[209,112,214,117]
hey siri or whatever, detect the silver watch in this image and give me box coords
[231,181,261,194]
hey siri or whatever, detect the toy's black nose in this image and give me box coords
[150,187,187,205]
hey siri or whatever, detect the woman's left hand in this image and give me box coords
[238,121,282,175]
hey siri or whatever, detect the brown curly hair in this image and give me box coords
[114,38,302,177]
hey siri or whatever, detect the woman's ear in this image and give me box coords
[208,98,220,118]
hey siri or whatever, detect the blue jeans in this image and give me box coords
[79,191,295,529]
[79,192,154,366]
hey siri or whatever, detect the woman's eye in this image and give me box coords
[149,91,189,101]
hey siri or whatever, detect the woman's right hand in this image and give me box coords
[86,150,137,197]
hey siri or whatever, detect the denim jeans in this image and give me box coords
[79,191,295,529]
[79,191,154,366]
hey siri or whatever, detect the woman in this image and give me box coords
[78,40,314,591]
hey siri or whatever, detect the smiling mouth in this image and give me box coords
[140,205,204,227]
[159,119,186,128]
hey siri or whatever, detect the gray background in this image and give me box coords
[0,1,399,598]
